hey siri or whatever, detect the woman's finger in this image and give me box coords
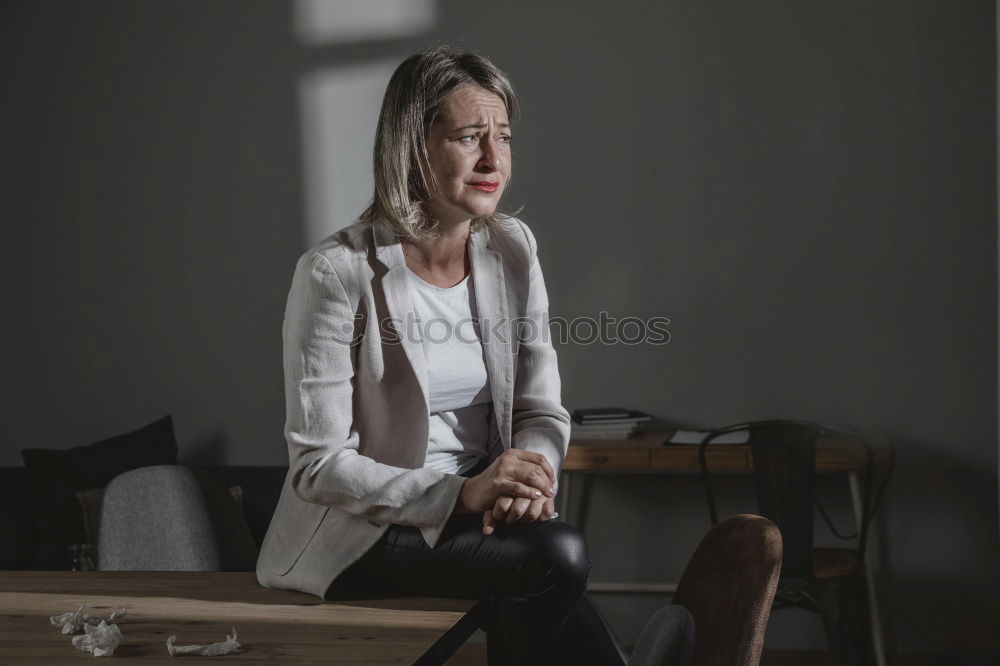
[505,497,532,523]
[491,494,559,523]
[503,480,551,500]
[515,460,556,497]
[492,495,513,520]
[522,497,546,523]
[483,509,495,536]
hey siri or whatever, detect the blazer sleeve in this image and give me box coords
[282,251,466,539]
[510,221,572,478]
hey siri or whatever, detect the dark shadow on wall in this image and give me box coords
[1,0,447,466]
[184,429,229,467]
[873,433,1000,657]
[3,1,309,465]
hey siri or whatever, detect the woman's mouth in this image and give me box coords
[468,181,499,193]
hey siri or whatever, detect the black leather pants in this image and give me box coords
[328,463,629,666]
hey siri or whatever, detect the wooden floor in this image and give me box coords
[445,645,968,665]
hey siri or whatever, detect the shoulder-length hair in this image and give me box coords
[359,45,521,241]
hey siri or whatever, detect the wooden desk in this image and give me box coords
[563,429,891,474]
[559,428,890,666]
[0,571,479,664]
[559,428,890,569]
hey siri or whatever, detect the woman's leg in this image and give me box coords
[551,591,631,666]
[328,512,626,666]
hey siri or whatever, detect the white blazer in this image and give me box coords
[256,217,571,598]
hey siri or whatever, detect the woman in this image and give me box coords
[257,45,628,665]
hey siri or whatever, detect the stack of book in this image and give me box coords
[570,407,652,440]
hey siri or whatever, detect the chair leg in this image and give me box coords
[847,470,888,666]
[816,576,874,666]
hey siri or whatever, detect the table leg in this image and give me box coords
[413,599,489,665]
[848,470,887,666]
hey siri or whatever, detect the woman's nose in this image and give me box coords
[478,138,501,171]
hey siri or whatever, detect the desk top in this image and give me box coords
[565,430,891,473]
[0,571,475,663]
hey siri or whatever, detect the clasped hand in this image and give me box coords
[455,448,559,536]
[482,493,557,536]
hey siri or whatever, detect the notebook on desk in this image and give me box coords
[571,408,652,439]
[572,407,652,423]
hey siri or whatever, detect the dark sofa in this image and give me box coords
[0,465,286,570]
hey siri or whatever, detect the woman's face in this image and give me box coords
[424,85,511,226]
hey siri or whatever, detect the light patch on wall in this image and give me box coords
[298,60,397,245]
[294,0,436,45]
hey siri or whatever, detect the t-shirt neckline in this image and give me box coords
[404,263,471,295]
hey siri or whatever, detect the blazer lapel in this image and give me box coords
[372,222,513,451]
[373,224,430,414]
[469,226,513,450]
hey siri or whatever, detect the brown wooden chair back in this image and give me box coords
[672,514,782,666]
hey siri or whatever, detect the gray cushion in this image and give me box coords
[77,484,245,548]
[97,465,257,572]
[628,604,695,666]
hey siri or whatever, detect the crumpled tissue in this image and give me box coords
[71,620,123,657]
[50,604,128,635]
[166,628,241,657]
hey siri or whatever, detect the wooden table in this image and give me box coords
[0,571,479,664]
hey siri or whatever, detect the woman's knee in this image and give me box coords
[524,521,591,589]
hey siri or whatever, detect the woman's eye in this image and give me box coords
[459,135,478,144]
[499,135,512,144]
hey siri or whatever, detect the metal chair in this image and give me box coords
[697,420,894,666]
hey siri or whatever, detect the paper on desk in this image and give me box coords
[50,604,128,635]
[71,620,123,657]
[166,628,241,656]
[668,430,749,445]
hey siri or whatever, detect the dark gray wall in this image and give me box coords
[3,0,996,656]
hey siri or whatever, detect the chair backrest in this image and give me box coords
[97,465,258,571]
[698,420,875,582]
[628,605,695,666]
[749,421,818,581]
[672,514,782,666]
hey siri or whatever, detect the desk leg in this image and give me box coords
[557,470,572,523]
[576,474,594,534]
[556,471,592,533]
[848,471,887,666]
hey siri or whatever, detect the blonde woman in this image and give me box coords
[257,45,629,665]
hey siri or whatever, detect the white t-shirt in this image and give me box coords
[406,265,492,475]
